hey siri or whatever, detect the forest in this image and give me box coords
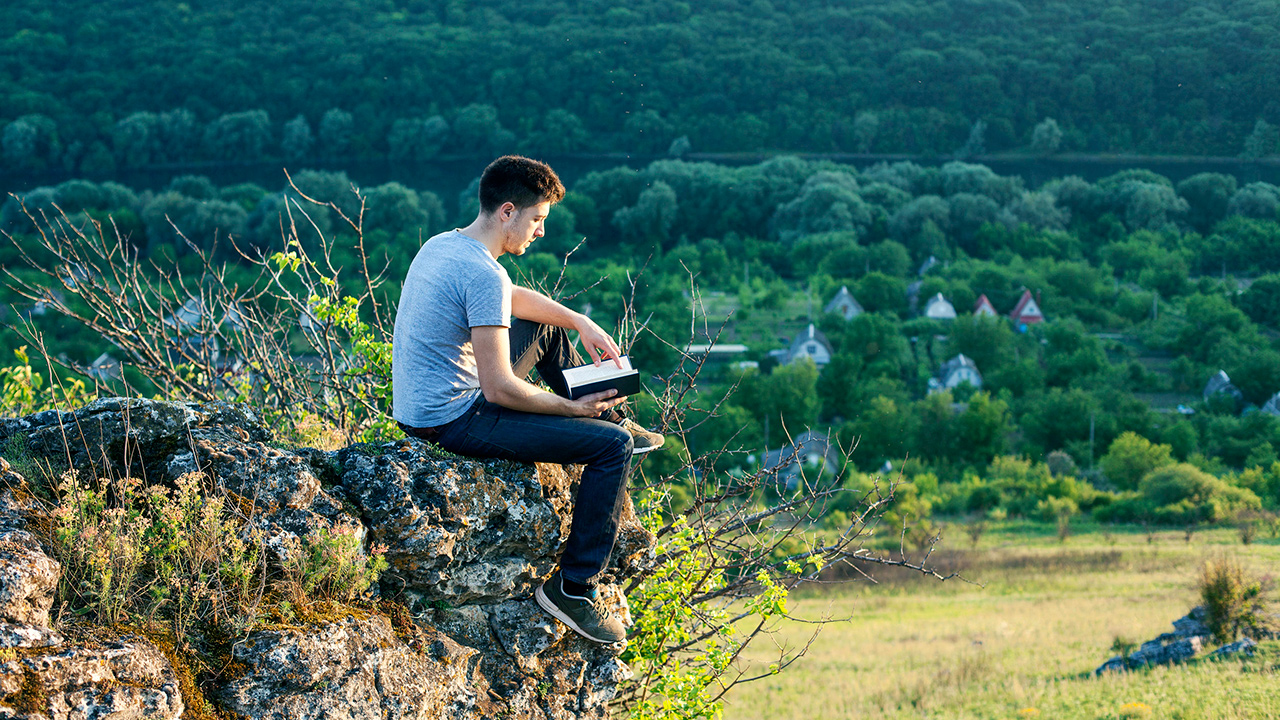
[5,154,1280,532]
[6,0,1280,175]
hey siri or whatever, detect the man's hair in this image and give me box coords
[478,155,565,213]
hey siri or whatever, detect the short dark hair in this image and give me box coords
[478,155,565,213]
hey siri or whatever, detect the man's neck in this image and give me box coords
[458,216,505,259]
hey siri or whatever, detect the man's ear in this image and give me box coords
[498,202,517,222]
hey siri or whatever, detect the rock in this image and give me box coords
[0,398,269,482]
[0,399,654,719]
[0,636,183,719]
[218,614,481,720]
[0,530,60,646]
[1128,635,1204,667]
[1210,637,1258,657]
[340,440,654,607]
[1171,606,1211,639]
[167,439,364,557]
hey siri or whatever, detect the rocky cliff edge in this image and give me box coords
[0,397,656,719]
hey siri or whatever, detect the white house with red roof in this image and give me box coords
[973,294,998,317]
[1009,289,1044,326]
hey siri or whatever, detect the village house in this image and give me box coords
[761,429,843,491]
[779,323,834,367]
[824,286,864,321]
[1262,392,1280,417]
[1010,289,1044,327]
[929,353,983,394]
[924,293,957,320]
[1203,370,1244,403]
[974,294,998,317]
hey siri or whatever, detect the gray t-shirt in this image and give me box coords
[392,230,512,427]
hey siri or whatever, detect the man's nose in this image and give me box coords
[535,224,544,237]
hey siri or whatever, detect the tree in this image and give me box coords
[388,116,449,163]
[771,174,872,243]
[1100,432,1175,490]
[452,104,514,155]
[612,181,678,249]
[524,109,589,155]
[282,115,315,162]
[1030,118,1063,155]
[955,119,986,158]
[853,111,879,152]
[203,110,271,162]
[3,114,59,170]
[1227,183,1280,221]
[113,112,162,167]
[1242,119,1278,160]
[319,109,354,159]
[1239,274,1280,327]
[1177,173,1237,232]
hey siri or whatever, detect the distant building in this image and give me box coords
[929,353,983,394]
[824,286,864,321]
[762,430,843,491]
[1204,370,1244,402]
[164,298,205,330]
[86,352,121,382]
[974,294,998,317]
[1010,289,1044,326]
[906,280,923,314]
[924,293,957,320]
[685,343,749,362]
[786,324,833,367]
[918,255,939,276]
[1262,392,1280,417]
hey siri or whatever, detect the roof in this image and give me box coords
[1204,370,1243,401]
[940,353,979,376]
[1010,289,1044,323]
[974,294,998,317]
[1262,392,1280,417]
[824,286,864,319]
[788,323,834,359]
[924,293,957,319]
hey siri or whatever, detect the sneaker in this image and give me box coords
[619,418,665,455]
[534,570,626,644]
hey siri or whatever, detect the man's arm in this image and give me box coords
[511,286,622,367]
[472,325,625,417]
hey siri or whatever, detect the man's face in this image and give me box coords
[501,201,551,256]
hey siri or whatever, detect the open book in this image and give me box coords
[562,355,641,400]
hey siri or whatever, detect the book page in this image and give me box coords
[562,356,634,386]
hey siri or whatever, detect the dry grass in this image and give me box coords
[723,526,1280,720]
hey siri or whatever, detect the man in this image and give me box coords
[392,155,662,644]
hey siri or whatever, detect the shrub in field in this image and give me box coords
[1100,432,1175,490]
[1139,464,1260,524]
[1198,556,1273,644]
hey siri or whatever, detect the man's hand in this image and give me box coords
[567,388,626,417]
[574,314,624,368]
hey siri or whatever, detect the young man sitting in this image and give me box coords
[391,155,662,644]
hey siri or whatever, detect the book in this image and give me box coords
[563,355,641,400]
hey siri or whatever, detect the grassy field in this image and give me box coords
[723,523,1280,720]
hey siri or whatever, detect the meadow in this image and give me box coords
[725,524,1280,720]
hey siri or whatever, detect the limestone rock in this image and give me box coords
[340,440,654,607]
[218,614,481,720]
[0,637,183,719]
[0,397,269,481]
[1210,637,1258,657]
[0,529,61,649]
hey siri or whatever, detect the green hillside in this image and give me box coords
[5,0,1280,175]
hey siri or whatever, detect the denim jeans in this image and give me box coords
[424,320,635,586]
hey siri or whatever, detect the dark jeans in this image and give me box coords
[421,320,634,586]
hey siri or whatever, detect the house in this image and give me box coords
[762,430,843,491]
[86,352,121,382]
[924,293,957,320]
[974,294,998,317]
[1010,289,1044,326]
[164,298,205,330]
[824,286,864,321]
[1262,392,1280,417]
[918,255,939,276]
[928,353,983,394]
[1203,370,1243,402]
[785,324,833,367]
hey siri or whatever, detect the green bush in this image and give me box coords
[1140,463,1261,524]
[1199,556,1273,644]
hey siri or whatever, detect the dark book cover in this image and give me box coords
[567,370,641,400]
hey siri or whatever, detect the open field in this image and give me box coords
[724,524,1280,720]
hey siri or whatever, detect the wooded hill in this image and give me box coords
[5,0,1280,174]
